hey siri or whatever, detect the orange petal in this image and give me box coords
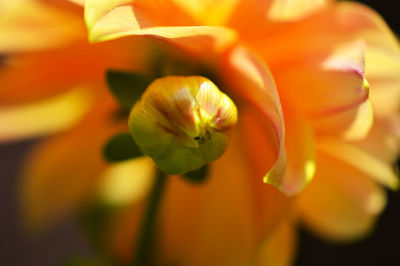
[84,0,237,54]
[298,151,387,242]
[0,38,147,105]
[255,221,297,266]
[20,98,124,230]
[254,2,399,66]
[0,0,84,52]
[0,87,93,142]
[319,136,398,190]
[221,46,287,189]
[109,129,292,265]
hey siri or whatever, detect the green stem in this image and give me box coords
[132,170,168,266]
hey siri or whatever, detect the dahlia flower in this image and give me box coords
[0,0,399,265]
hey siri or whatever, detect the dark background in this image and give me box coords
[0,1,399,265]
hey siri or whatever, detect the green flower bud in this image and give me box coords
[128,76,238,175]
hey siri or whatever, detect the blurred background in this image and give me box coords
[0,0,399,265]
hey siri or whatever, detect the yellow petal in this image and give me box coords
[0,0,84,52]
[298,151,387,242]
[84,0,237,53]
[255,221,297,266]
[318,137,398,190]
[0,88,92,142]
[221,46,287,190]
[366,45,400,117]
[267,0,330,21]
[172,0,240,25]
[67,0,85,5]
[98,157,155,206]
[20,99,123,230]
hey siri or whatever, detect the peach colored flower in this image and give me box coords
[1,0,399,265]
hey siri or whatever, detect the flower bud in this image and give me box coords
[128,76,238,175]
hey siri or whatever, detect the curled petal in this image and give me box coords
[0,88,92,142]
[298,151,387,242]
[281,109,316,196]
[221,46,287,191]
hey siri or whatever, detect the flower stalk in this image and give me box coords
[133,170,168,266]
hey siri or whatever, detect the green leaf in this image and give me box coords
[182,164,209,183]
[106,70,152,110]
[103,132,142,162]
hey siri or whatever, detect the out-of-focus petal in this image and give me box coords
[109,129,292,265]
[0,88,92,142]
[221,46,287,191]
[20,99,124,230]
[267,0,330,21]
[366,45,400,117]
[298,151,387,242]
[84,0,237,54]
[0,0,84,52]
[97,157,155,206]
[255,221,296,266]
[318,137,399,190]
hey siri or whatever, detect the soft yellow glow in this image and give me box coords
[98,157,155,205]
[0,88,92,142]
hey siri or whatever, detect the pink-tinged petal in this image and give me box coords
[0,88,93,143]
[0,0,84,52]
[311,99,373,141]
[298,151,387,242]
[274,41,367,117]
[318,137,399,190]
[272,40,372,140]
[267,0,331,21]
[84,0,237,54]
[280,109,316,196]
[255,221,297,266]
[220,46,287,191]
[20,99,124,230]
